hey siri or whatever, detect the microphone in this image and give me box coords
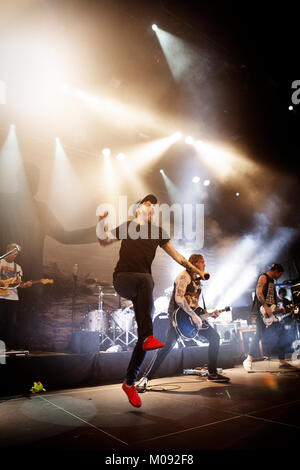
[198,271,210,281]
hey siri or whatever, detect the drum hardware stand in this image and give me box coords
[115,322,137,348]
[114,306,138,348]
[97,285,118,348]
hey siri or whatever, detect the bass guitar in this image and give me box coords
[0,278,53,296]
[260,304,296,327]
[173,306,231,340]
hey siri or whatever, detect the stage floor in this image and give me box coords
[1,359,300,457]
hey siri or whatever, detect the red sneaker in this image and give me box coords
[142,335,164,351]
[122,381,142,408]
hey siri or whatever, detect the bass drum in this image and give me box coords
[153,312,170,343]
[84,310,111,333]
[112,307,135,332]
[85,310,98,332]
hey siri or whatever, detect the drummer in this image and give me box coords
[96,194,209,408]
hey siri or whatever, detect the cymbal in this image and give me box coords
[98,280,114,286]
[121,299,133,307]
[85,278,113,287]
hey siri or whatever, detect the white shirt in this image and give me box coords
[0,259,23,301]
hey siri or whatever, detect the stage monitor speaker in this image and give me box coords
[70,331,100,353]
[153,312,169,343]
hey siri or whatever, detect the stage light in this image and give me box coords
[55,137,67,161]
[160,170,182,204]
[116,153,125,160]
[192,176,200,183]
[152,24,158,32]
[69,86,175,137]
[102,148,111,157]
[75,90,86,99]
[127,135,184,174]
[289,105,293,110]
[203,179,210,186]
[58,83,71,94]
[0,80,6,104]
[185,136,194,145]
[172,131,182,141]
[194,139,256,183]
[0,124,23,193]
[236,192,240,197]
[160,169,164,174]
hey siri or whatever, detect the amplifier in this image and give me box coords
[292,283,300,308]
[238,328,261,357]
[70,331,100,353]
[213,322,237,342]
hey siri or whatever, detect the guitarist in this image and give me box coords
[243,263,295,372]
[137,253,230,391]
[0,243,32,350]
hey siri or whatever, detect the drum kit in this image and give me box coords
[83,279,138,351]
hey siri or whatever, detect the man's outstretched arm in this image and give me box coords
[43,203,96,245]
[96,211,119,246]
[161,241,210,281]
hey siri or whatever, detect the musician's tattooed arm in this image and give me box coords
[256,274,274,316]
[174,274,196,316]
[162,242,203,276]
[256,274,267,306]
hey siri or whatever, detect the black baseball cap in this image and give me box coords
[270,263,284,272]
[131,194,157,216]
[137,194,158,206]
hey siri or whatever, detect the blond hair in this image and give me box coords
[6,243,20,252]
[188,254,204,266]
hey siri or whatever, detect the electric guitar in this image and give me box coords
[173,306,231,340]
[0,278,54,296]
[260,304,296,327]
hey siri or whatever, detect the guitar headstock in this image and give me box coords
[41,279,54,285]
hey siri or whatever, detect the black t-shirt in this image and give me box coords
[111,220,170,279]
[251,273,276,314]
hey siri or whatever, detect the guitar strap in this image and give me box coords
[201,294,208,314]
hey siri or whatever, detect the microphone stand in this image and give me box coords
[71,264,79,333]
[0,245,21,260]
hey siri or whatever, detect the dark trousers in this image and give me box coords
[262,322,289,360]
[113,272,154,385]
[0,299,18,350]
[249,314,266,357]
[144,308,221,379]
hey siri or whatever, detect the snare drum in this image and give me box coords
[98,310,111,333]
